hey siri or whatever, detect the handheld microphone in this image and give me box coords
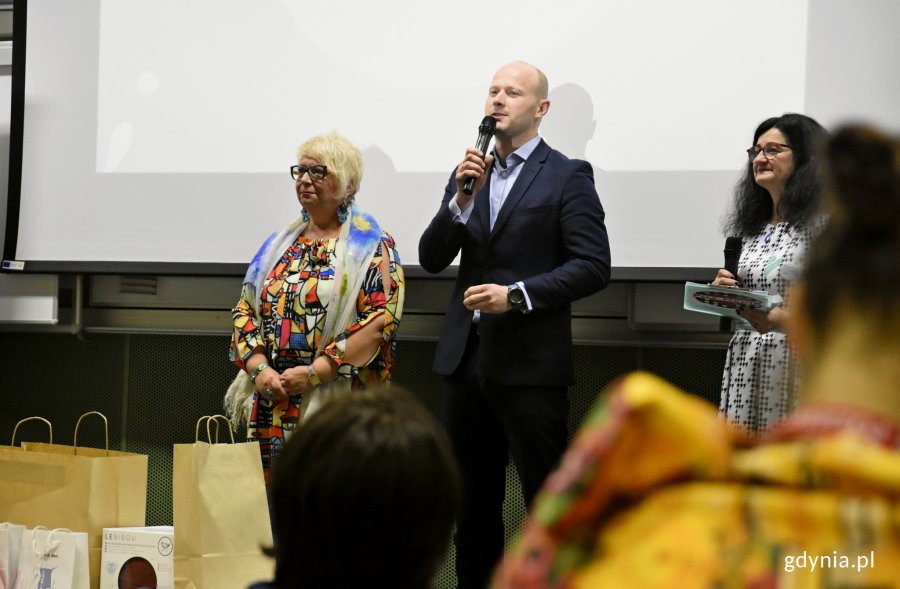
[719,236,743,331]
[462,116,497,196]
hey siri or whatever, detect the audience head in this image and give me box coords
[297,132,364,203]
[268,386,461,589]
[787,125,900,374]
[726,113,828,235]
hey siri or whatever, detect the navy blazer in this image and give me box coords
[419,139,611,386]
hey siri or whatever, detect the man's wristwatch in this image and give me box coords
[507,284,527,312]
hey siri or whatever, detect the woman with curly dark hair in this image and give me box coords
[712,113,828,434]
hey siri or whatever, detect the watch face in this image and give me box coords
[509,287,525,306]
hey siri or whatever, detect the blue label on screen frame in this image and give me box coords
[2,260,25,270]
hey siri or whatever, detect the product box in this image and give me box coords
[101,526,174,589]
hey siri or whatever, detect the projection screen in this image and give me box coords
[4,0,898,277]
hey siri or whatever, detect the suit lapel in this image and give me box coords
[489,140,549,241]
[473,168,493,241]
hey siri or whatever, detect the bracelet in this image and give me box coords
[307,363,322,388]
[250,362,269,382]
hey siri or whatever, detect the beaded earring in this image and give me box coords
[337,202,349,224]
[301,208,310,223]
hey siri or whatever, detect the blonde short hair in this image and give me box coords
[297,132,364,203]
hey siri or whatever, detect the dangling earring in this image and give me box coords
[301,208,310,223]
[337,202,349,224]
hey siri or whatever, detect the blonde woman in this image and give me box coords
[226,132,404,481]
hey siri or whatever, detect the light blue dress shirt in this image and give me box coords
[448,135,542,318]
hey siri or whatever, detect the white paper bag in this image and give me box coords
[13,528,89,589]
[0,523,25,589]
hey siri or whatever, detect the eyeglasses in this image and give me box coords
[746,142,792,162]
[290,164,328,181]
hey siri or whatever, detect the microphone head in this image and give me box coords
[724,236,742,252]
[479,116,497,134]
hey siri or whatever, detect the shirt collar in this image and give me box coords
[493,134,542,171]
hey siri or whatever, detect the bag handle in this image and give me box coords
[208,415,235,444]
[195,415,212,441]
[11,416,53,446]
[194,415,235,444]
[27,527,73,589]
[74,411,110,456]
[195,415,225,443]
[32,527,73,556]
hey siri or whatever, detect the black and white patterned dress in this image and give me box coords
[719,221,813,434]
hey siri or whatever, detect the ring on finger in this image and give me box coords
[262,386,273,401]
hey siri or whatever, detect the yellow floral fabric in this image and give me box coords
[494,372,900,588]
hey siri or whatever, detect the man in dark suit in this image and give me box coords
[418,61,611,589]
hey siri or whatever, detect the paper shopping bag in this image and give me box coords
[173,416,273,589]
[0,523,25,589]
[0,413,148,589]
[13,527,89,589]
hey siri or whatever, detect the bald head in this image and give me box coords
[485,61,551,153]
[497,61,549,99]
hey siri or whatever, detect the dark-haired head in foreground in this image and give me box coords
[262,386,461,589]
[786,124,900,415]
